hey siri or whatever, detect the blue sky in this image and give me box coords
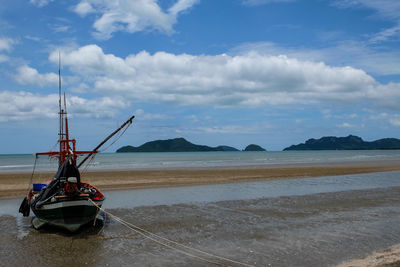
[1,0,400,153]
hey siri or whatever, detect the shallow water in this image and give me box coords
[1,171,400,266]
[102,170,400,209]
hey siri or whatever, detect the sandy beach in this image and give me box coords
[1,160,400,199]
[2,160,400,266]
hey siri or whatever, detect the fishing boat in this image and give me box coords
[19,64,134,232]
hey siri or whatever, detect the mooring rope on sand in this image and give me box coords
[88,199,255,267]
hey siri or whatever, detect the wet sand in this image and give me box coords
[1,160,400,199]
[337,244,400,267]
[1,185,400,266]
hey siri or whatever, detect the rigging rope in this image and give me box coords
[80,153,96,176]
[99,121,131,153]
[79,121,132,175]
[88,199,255,267]
[26,155,38,195]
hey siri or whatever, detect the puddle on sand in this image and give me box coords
[15,216,31,240]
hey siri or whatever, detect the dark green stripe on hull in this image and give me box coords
[33,205,99,222]
[31,201,103,232]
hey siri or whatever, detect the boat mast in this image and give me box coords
[58,53,68,165]
[57,53,72,165]
[58,52,64,165]
[36,53,134,168]
[64,92,71,155]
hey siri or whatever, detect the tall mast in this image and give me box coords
[58,52,66,165]
[64,92,70,154]
[58,52,62,164]
[36,52,134,168]
[58,52,62,116]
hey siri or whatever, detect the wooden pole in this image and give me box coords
[77,115,135,168]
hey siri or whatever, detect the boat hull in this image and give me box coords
[31,198,104,232]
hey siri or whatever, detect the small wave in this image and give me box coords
[0,164,33,169]
[347,154,388,160]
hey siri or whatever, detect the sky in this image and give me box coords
[1,0,400,153]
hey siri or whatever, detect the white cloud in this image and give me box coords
[369,112,400,127]
[25,35,41,42]
[14,65,59,87]
[0,37,16,52]
[67,95,128,118]
[30,0,53,7]
[332,0,400,20]
[233,41,400,76]
[0,91,58,122]
[389,117,400,126]
[193,121,275,135]
[369,24,400,43]
[0,91,128,122]
[0,54,9,62]
[73,0,199,40]
[367,82,400,110]
[52,25,70,33]
[69,83,90,94]
[74,2,95,16]
[134,109,167,120]
[198,125,259,134]
[350,114,358,118]
[50,45,135,77]
[50,44,387,109]
[242,0,295,6]
[332,0,400,43]
[326,112,360,120]
[337,122,356,128]
[369,112,388,120]
[169,0,199,16]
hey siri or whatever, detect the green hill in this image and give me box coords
[243,144,266,151]
[284,135,400,150]
[116,138,239,152]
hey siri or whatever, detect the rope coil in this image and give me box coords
[88,199,255,267]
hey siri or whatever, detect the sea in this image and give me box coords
[1,150,400,173]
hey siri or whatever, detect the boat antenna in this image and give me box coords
[63,91,71,156]
[58,51,62,118]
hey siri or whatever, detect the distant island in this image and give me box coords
[116,138,241,152]
[284,135,400,150]
[244,144,266,151]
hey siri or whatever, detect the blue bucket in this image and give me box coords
[32,183,46,192]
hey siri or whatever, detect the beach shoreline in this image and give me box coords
[1,160,400,199]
